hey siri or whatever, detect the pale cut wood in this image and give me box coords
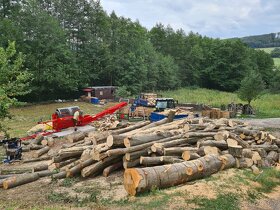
[198,140,228,150]
[228,133,249,148]
[163,147,198,156]
[227,138,238,147]
[219,154,236,170]
[251,165,260,175]
[228,146,243,158]
[31,134,44,145]
[182,151,200,161]
[3,173,40,189]
[235,157,254,168]
[53,145,93,162]
[66,158,96,177]
[66,131,86,143]
[47,137,55,147]
[140,156,183,166]
[125,150,149,161]
[33,146,50,158]
[106,135,127,147]
[32,163,49,172]
[151,138,189,153]
[29,144,45,150]
[111,121,150,135]
[41,139,48,146]
[203,146,219,156]
[214,131,229,141]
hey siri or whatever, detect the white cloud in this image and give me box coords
[101,0,280,38]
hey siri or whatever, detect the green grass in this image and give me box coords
[274,57,280,67]
[160,88,280,118]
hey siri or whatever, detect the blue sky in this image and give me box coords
[101,0,280,38]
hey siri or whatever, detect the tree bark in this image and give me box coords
[33,146,50,158]
[251,145,278,151]
[182,152,201,161]
[163,147,198,156]
[2,173,40,189]
[228,146,243,158]
[140,156,183,166]
[22,156,51,163]
[66,131,86,143]
[32,163,49,172]
[124,154,234,196]
[106,135,127,147]
[52,171,67,179]
[228,133,250,148]
[31,134,44,145]
[66,158,96,177]
[111,121,150,135]
[103,162,123,177]
[123,159,141,169]
[125,149,149,161]
[198,140,228,150]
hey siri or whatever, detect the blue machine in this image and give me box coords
[150,112,189,122]
[0,138,22,163]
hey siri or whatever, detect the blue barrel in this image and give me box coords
[91,97,99,104]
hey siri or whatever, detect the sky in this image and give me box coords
[101,0,280,38]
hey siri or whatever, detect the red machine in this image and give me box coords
[20,102,128,141]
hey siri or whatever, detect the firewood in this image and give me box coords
[111,121,150,135]
[228,133,249,148]
[198,140,228,150]
[2,173,40,189]
[66,131,86,143]
[33,146,50,158]
[203,146,219,156]
[235,157,253,168]
[66,158,96,177]
[32,163,49,172]
[123,154,234,196]
[60,159,81,172]
[228,146,243,158]
[29,144,45,150]
[22,156,51,163]
[151,138,189,153]
[0,168,33,175]
[140,156,183,166]
[36,170,57,178]
[123,159,140,169]
[31,134,44,145]
[80,148,92,162]
[47,137,55,147]
[227,138,238,147]
[163,147,198,156]
[214,131,229,141]
[52,171,67,179]
[219,154,236,170]
[125,150,149,161]
[81,156,122,177]
[251,165,260,175]
[106,135,127,147]
[251,145,278,152]
[182,152,200,161]
[53,146,93,162]
[103,162,123,177]
[265,151,279,166]
[41,139,48,146]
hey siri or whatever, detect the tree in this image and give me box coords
[271,48,280,58]
[238,71,264,105]
[0,41,32,136]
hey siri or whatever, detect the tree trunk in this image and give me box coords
[111,121,150,135]
[33,146,50,158]
[235,157,253,168]
[22,156,51,163]
[66,131,86,143]
[54,158,78,169]
[228,146,243,158]
[103,162,123,177]
[106,135,127,147]
[163,147,198,156]
[53,146,93,162]
[52,171,67,179]
[140,156,183,166]
[32,163,49,172]
[228,133,250,148]
[81,156,122,177]
[124,154,234,196]
[125,149,149,161]
[47,137,55,147]
[66,158,96,177]
[151,138,189,153]
[37,170,57,177]
[198,140,228,150]
[2,173,40,189]
[182,151,201,161]
[31,134,44,145]
[123,159,141,169]
[251,145,278,152]
[0,168,32,175]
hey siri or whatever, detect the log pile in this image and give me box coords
[0,116,279,195]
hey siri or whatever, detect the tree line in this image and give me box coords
[0,0,277,102]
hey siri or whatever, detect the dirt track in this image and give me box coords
[241,118,280,128]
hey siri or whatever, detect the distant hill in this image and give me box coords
[238,32,280,48]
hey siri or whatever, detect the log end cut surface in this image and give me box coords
[124,168,143,196]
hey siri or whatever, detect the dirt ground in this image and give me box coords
[0,118,280,210]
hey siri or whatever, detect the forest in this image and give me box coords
[0,0,278,102]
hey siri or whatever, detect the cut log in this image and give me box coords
[228,133,249,148]
[31,134,44,145]
[47,137,55,147]
[214,131,229,141]
[219,154,236,170]
[60,159,81,172]
[53,146,93,162]
[37,170,57,177]
[111,121,150,135]
[41,139,48,146]
[140,156,183,166]
[33,146,50,158]
[52,171,67,179]
[3,173,40,189]
[226,138,238,147]
[29,144,45,150]
[151,138,189,153]
[235,157,254,168]
[66,158,96,177]
[22,156,51,163]
[81,156,122,177]
[0,168,32,175]
[182,152,200,161]
[251,165,260,175]
[123,154,233,196]
[163,147,198,156]
[203,146,219,156]
[123,159,141,169]
[106,135,184,156]
[125,150,149,161]
[103,162,123,177]
[80,148,92,162]
[66,131,86,143]
[235,127,260,136]
[198,140,228,150]
[54,158,77,169]
[265,151,279,166]
[242,149,254,158]
[251,145,279,152]
[106,135,127,147]
[32,163,49,172]
[228,146,243,158]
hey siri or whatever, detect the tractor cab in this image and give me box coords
[155,98,177,112]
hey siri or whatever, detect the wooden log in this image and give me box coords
[66,131,86,143]
[32,163,49,172]
[60,159,81,172]
[228,146,243,158]
[33,146,50,158]
[31,134,44,145]
[219,154,236,170]
[41,139,48,146]
[140,156,183,166]
[123,159,141,169]
[163,147,198,156]
[81,156,122,177]
[80,148,92,162]
[47,137,55,147]
[265,151,279,166]
[235,127,260,136]
[22,156,51,163]
[151,138,189,153]
[37,170,57,178]
[227,138,238,147]
[52,171,67,179]
[228,133,249,148]
[251,165,260,174]
[182,152,200,161]
[22,147,31,152]
[106,135,184,156]
[0,174,14,179]
[2,173,40,189]
[242,148,254,158]
[198,140,228,150]
[251,145,279,152]
[0,168,32,175]
[275,139,280,147]
[214,131,229,141]
[103,162,123,177]
[29,144,45,150]
[123,154,233,196]
[125,150,149,161]
[106,134,126,147]
[235,157,254,168]
[203,146,219,156]
[138,117,171,131]
[54,158,77,169]
[124,130,185,148]
[53,146,93,162]
[111,121,150,135]
[66,158,96,177]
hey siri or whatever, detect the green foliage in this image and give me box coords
[115,86,131,98]
[240,32,280,48]
[238,71,265,104]
[271,47,280,58]
[0,41,31,136]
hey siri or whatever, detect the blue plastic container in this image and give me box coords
[91,97,99,104]
[149,112,188,122]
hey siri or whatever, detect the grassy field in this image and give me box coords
[160,88,280,118]
[3,101,114,138]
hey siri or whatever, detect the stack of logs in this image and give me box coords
[1,114,280,196]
